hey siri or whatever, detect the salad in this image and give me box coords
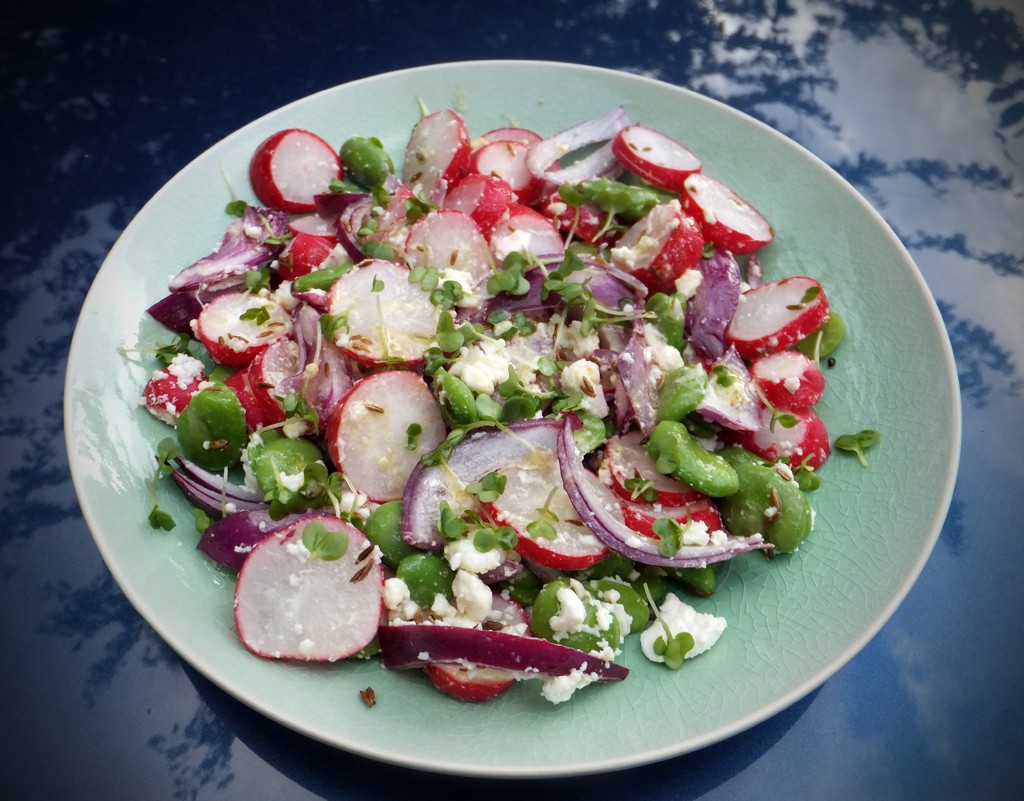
[137,105,856,706]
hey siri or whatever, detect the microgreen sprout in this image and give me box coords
[239,305,271,325]
[301,521,349,561]
[465,471,507,504]
[146,437,181,531]
[834,429,881,467]
[642,583,694,670]
[624,473,658,503]
[651,517,684,558]
[405,422,423,451]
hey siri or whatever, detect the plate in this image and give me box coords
[64,60,960,777]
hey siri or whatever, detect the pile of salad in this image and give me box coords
[138,105,857,705]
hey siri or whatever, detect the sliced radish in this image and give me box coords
[750,350,825,409]
[277,232,339,280]
[325,259,438,366]
[234,514,382,662]
[473,126,542,149]
[425,663,516,702]
[443,174,515,234]
[223,367,271,431]
[734,406,831,470]
[470,139,548,206]
[541,192,612,245]
[682,173,773,254]
[485,445,609,571]
[403,209,494,286]
[141,354,206,425]
[247,337,303,425]
[326,370,446,503]
[488,203,565,263]
[602,431,704,506]
[194,290,292,368]
[402,109,471,201]
[249,129,342,214]
[612,124,702,191]
[619,496,724,540]
[287,212,338,238]
[609,199,704,295]
[424,591,530,701]
[726,276,830,359]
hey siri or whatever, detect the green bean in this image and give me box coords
[396,552,455,608]
[339,136,394,189]
[656,363,707,422]
[665,565,716,597]
[363,501,415,571]
[717,459,813,553]
[587,578,650,634]
[290,261,352,294]
[645,292,687,352]
[530,578,622,654]
[646,420,739,497]
[434,368,478,428]
[175,384,247,470]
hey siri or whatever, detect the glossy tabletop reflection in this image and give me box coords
[2,1,1021,799]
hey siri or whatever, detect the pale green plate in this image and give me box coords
[65,61,960,777]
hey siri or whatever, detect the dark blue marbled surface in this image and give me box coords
[2,1,1022,799]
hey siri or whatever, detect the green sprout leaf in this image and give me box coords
[301,521,349,561]
[834,429,881,467]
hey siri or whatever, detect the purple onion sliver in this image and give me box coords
[684,250,742,361]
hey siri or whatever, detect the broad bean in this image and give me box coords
[646,420,739,497]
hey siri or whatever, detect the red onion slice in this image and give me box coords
[685,250,742,361]
[556,416,772,567]
[168,207,289,292]
[377,624,628,681]
[526,107,632,184]
[400,419,562,551]
[695,346,764,432]
[615,325,658,436]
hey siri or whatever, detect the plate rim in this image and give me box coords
[64,58,962,778]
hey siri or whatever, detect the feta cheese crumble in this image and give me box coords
[640,593,727,664]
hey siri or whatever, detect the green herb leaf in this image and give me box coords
[239,305,271,325]
[301,521,349,561]
[834,429,881,467]
[405,422,423,451]
[652,517,683,558]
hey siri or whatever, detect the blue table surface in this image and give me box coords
[3,1,1022,799]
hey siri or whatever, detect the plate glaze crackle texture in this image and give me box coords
[65,60,960,778]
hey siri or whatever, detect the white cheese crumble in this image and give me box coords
[673,268,703,299]
[444,537,505,574]
[541,668,600,704]
[640,593,727,664]
[449,337,513,395]
[559,358,608,417]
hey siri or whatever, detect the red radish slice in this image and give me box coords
[223,368,270,431]
[142,355,206,425]
[247,338,303,425]
[377,625,628,681]
[556,416,773,568]
[402,109,471,201]
[403,209,494,285]
[619,496,724,540]
[727,276,830,359]
[325,259,438,366]
[612,124,702,191]
[443,174,515,234]
[541,193,612,245]
[609,199,704,295]
[287,212,338,238]
[682,173,773,254]
[194,291,292,368]
[249,129,342,214]
[488,203,565,263]
[602,431,704,506]
[750,350,825,409]
[485,445,609,571]
[425,663,515,702]
[234,514,382,662]
[734,406,831,470]
[473,127,542,148]
[424,591,530,701]
[326,371,446,503]
[277,232,339,280]
[470,139,548,206]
